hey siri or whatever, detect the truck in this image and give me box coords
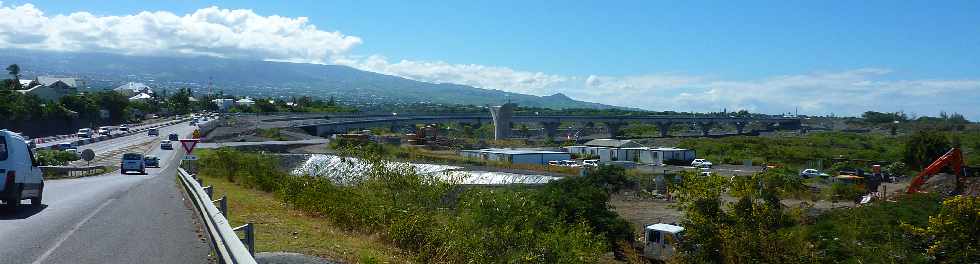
[1,130,44,210]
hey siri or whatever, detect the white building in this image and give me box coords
[16,76,78,101]
[114,82,153,97]
[562,139,695,166]
[236,97,255,106]
[460,148,571,165]
[212,99,236,112]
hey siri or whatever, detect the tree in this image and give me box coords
[5,64,21,90]
[904,130,951,170]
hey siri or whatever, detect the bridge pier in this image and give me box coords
[606,121,627,138]
[698,122,715,136]
[541,121,561,139]
[490,103,516,140]
[656,122,673,137]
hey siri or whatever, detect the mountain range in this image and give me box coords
[0,49,620,109]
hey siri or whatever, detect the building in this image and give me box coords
[113,82,153,97]
[212,99,236,112]
[236,97,255,107]
[583,139,644,148]
[562,139,695,166]
[460,148,571,165]
[651,147,696,164]
[128,92,153,102]
[16,76,78,101]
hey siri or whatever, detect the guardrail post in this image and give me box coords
[234,223,255,256]
[213,195,227,215]
[203,186,213,197]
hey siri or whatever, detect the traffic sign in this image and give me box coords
[192,129,201,139]
[182,154,198,161]
[179,139,200,153]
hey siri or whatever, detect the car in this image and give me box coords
[143,155,160,168]
[1,130,44,210]
[76,128,94,138]
[691,159,713,168]
[120,153,146,174]
[64,148,79,155]
[168,133,179,141]
[97,127,111,136]
[582,159,600,167]
[119,125,129,132]
[189,121,198,126]
[148,128,159,136]
[56,143,73,150]
[800,169,830,178]
[160,140,174,150]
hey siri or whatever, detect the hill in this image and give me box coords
[0,49,620,109]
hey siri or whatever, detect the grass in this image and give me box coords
[202,172,411,263]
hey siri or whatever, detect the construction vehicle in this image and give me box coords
[906,148,966,194]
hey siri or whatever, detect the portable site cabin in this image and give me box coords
[459,149,571,165]
[644,223,684,261]
[651,147,696,164]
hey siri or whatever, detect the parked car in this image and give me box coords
[800,169,830,178]
[168,133,179,141]
[119,125,129,132]
[64,148,79,155]
[160,140,174,150]
[76,128,94,138]
[582,159,600,167]
[56,143,73,150]
[97,127,111,136]
[148,128,159,136]
[143,155,160,168]
[691,159,713,168]
[1,130,44,209]
[120,153,146,174]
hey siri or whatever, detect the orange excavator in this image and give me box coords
[906,148,966,194]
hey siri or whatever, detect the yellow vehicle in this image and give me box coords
[834,175,865,190]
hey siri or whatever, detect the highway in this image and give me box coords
[0,121,211,264]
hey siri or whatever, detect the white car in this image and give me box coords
[799,169,829,178]
[1,130,44,210]
[76,128,94,138]
[691,159,713,168]
[582,159,600,167]
[120,153,146,174]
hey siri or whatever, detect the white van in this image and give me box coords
[1,130,44,209]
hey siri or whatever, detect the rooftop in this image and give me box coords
[584,139,644,148]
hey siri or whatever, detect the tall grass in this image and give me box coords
[197,148,631,263]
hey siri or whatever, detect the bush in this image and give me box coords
[36,149,79,166]
[197,148,625,263]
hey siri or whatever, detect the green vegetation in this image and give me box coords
[255,128,288,141]
[677,130,980,169]
[229,96,357,113]
[906,195,980,263]
[201,169,410,263]
[35,149,79,166]
[668,167,975,263]
[197,147,635,263]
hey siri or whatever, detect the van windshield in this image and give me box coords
[0,135,7,161]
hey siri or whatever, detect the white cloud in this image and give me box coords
[0,3,361,62]
[335,55,567,95]
[2,3,978,119]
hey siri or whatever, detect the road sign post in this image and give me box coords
[180,139,201,172]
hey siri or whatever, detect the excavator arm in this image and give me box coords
[906,148,965,194]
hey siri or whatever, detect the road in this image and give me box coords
[0,121,211,264]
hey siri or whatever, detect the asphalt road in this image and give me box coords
[0,121,211,264]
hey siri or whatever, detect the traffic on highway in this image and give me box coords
[0,116,215,264]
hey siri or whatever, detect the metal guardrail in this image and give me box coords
[177,167,257,264]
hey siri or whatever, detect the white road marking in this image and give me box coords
[32,198,115,264]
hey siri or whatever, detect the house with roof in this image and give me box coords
[16,76,79,101]
[114,82,153,97]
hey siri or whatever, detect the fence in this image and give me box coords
[177,164,257,264]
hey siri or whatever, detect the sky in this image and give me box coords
[1,1,979,119]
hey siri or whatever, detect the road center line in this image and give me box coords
[32,198,115,264]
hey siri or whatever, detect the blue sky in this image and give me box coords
[2,1,979,118]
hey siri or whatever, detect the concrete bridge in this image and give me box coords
[269,105,801,139]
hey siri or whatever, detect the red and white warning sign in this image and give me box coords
[179,139,200,160]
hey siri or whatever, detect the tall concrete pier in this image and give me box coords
[490,103,516,140]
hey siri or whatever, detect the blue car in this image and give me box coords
[143,155,160,168]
